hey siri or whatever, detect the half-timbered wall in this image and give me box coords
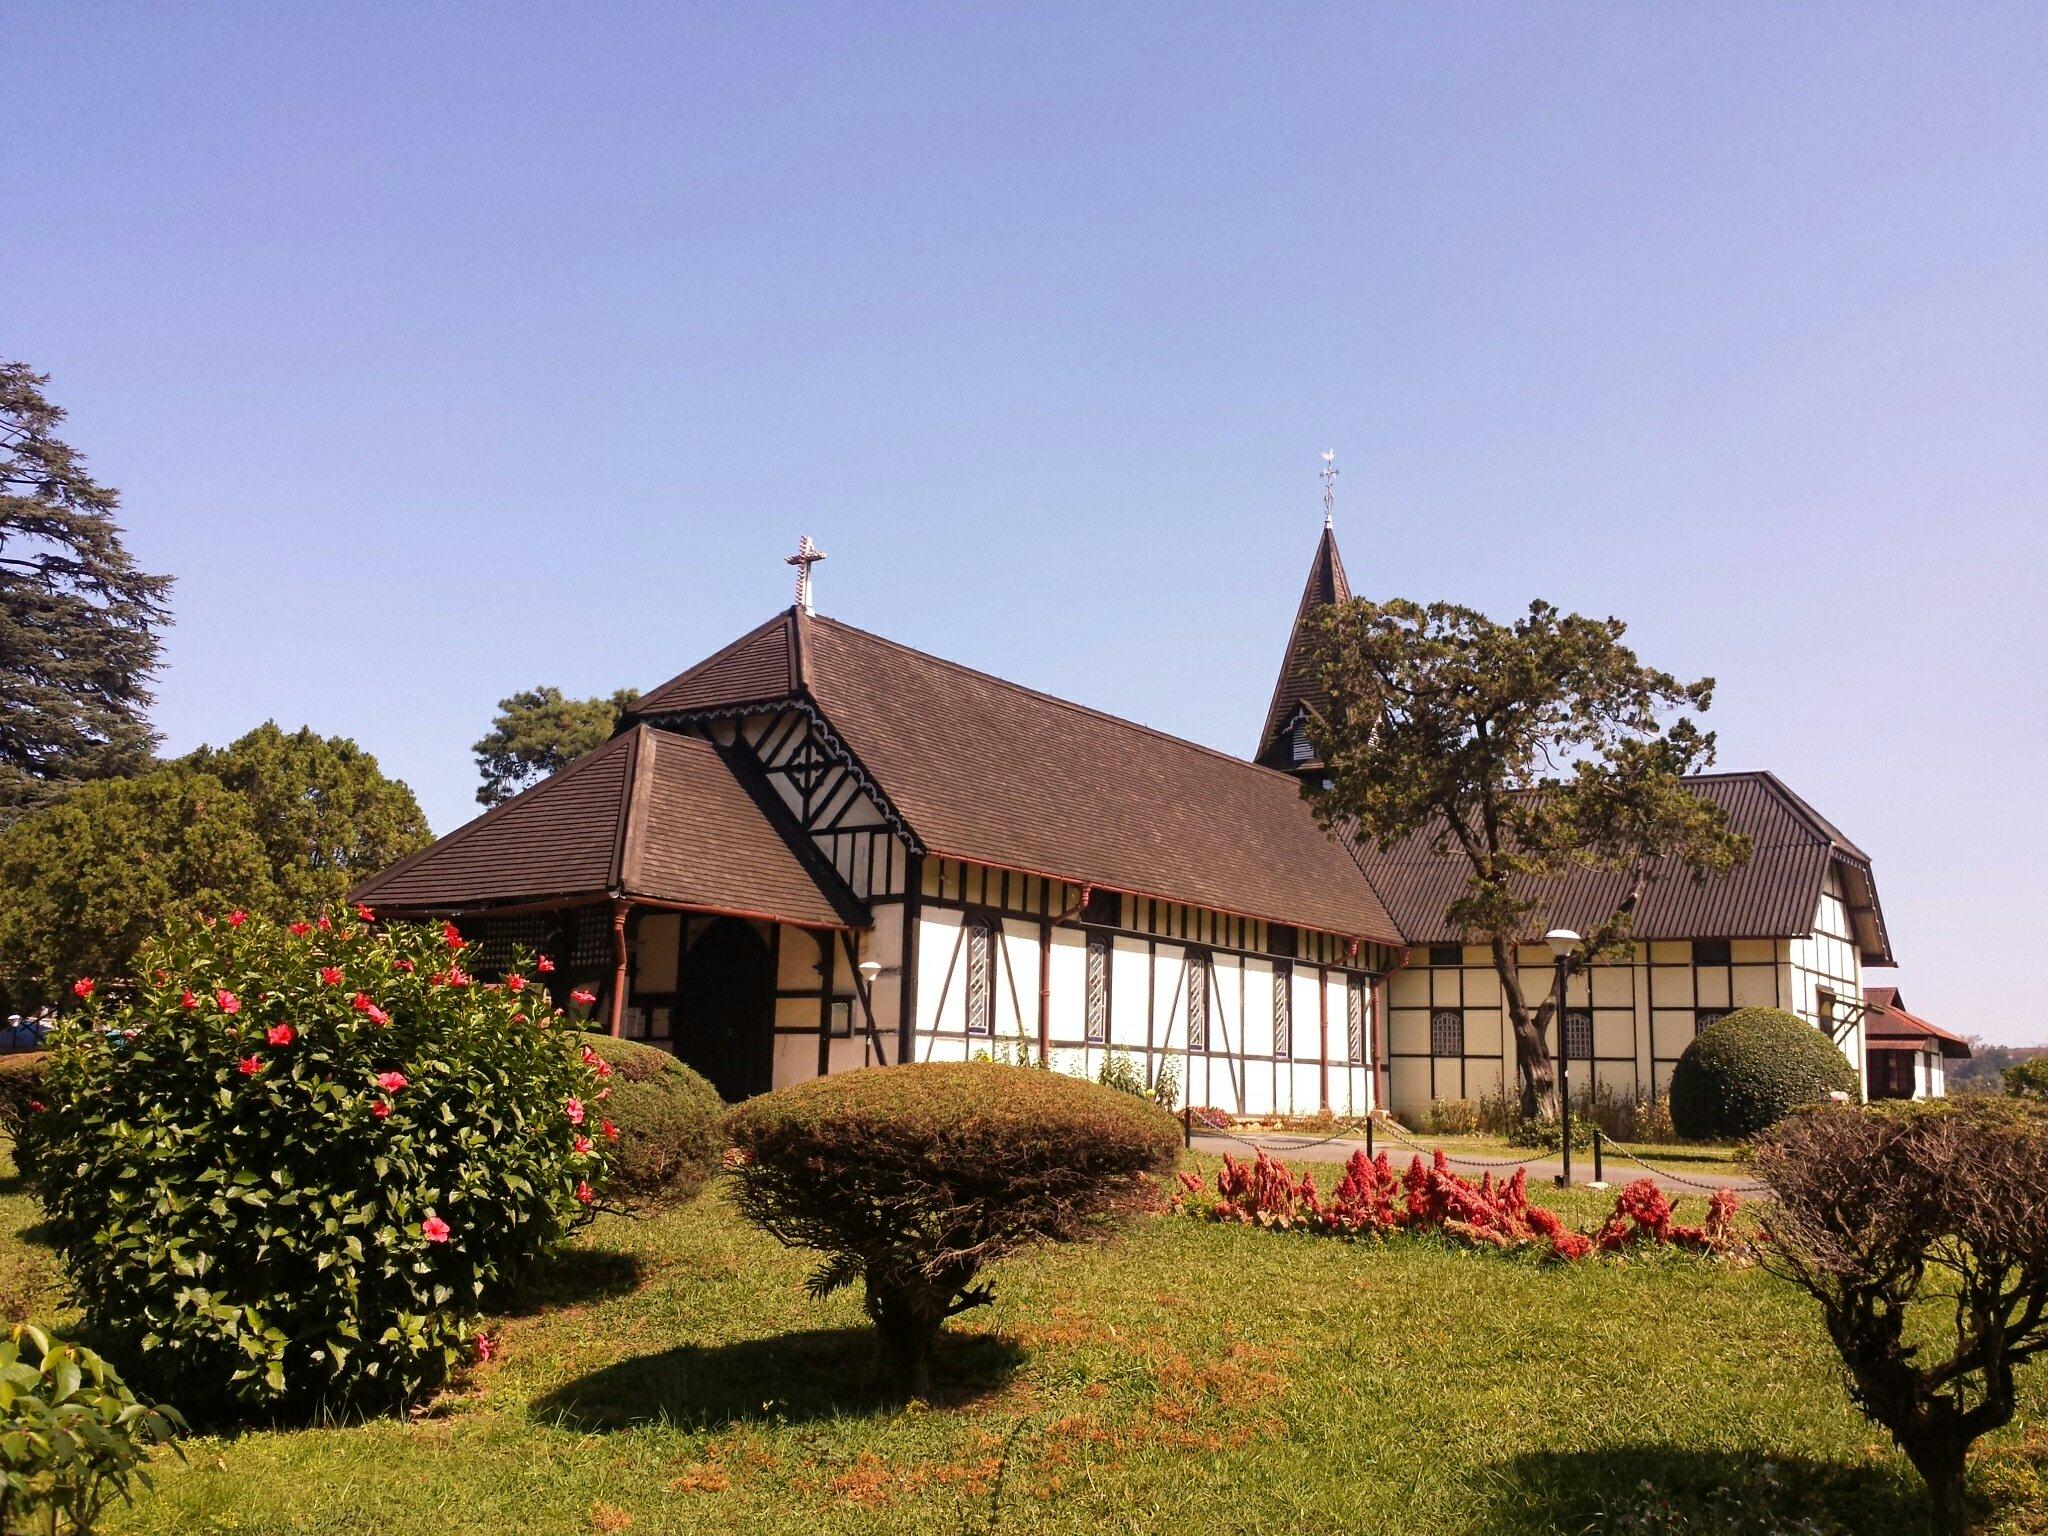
[909,856,1384,1117]
[1386,911,1868,1116]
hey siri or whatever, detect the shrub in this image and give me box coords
[1667,1007,1859,1140]
[0,1051,45,1144]
[23,909,609,1417]
[725,1062,1180,1396]
[1504,1114,1594,1152]
[1755,1099,2048,1532]
[2006,1057,2048,1100]
[0,1323,185,1534]
[1421,1098,1479,1136]
[576,1033,723,1210]
[1096,1051,1180,1111]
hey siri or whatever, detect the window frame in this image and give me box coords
[1430,1008,1465,1059]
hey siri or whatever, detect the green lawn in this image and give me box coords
[3,1147,2043,1535]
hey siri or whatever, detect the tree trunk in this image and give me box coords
[1492,937,1558,1120]
[1901,1434,1968,1536]
[865,1273,947,1399]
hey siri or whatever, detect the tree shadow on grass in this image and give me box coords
[497,1246,646,1317]
[1485,1443,1934,1536]
[531,1326,1025,1432]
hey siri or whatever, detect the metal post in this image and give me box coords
[1554,952,1573,1188]
[1593,1126,1605,1186]
[1183,1103,1192,1151]
[1366,1115,1375,1162]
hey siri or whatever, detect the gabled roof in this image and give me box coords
[351,726,859,930]
[1350,771,1895,962]
[1255,524,1351,768]
[1863,986,1971,1058]
[629,608,1404,945]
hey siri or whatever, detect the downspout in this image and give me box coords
[1318,965,1330,1113]
[606,899,631,1038]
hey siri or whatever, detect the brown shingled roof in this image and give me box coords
[1349,771,1894,962]
[1863,986,1971,1058]
[629,609,1403,945]
[352,726,858,929]
[1254,524,1351,767]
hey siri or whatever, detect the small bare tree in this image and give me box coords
[1755,1100,2048,1533]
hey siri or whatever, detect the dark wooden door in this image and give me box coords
[678,918,775,1101]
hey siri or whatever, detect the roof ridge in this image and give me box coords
[629,609,796,713]
[808,613,1318,792]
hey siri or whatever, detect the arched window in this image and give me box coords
[1562,1008,1593,1060]
[1430,1009,1464,1058]
[965,918,994,1036]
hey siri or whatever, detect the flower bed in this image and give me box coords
[1176,1148,1739,1262]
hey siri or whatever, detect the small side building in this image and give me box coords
[1862,986,1970,1100]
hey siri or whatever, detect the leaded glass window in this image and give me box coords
[1085,934,1109,1044]
[1272,961,1292,1060]
[1346,977,1366,1065]
[1430,1009,1464,1058]
[1186,952,1209,1052]
[965,919,994,1036]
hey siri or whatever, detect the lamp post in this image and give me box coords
[1544,929,1581,1187]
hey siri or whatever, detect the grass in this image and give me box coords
[3,1146,2044,1535]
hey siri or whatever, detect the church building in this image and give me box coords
[354,516,1958,1114]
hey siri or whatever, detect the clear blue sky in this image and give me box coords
[7,5,2044,1043]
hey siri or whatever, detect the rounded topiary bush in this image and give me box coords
[576,1033,724,1209]
[23,908,610,1418]
[1668,1006,1861,1140]
[726,1061,1181,1395]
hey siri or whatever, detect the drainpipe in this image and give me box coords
[606,900,631,1038]
[1318,966,1330,1113]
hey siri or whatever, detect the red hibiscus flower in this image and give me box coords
[356,904,375,922]
[375,1071,407,1092]
[600,1119,618,1142]
[421,1215,451,1243]
[536,955,555,974]
[564,1096,585,1125]
[573,1134,593,1156]
[570,988,596,1009]
[179,990,198,1010]
[394,958,415,973]
[289,921,313,937]
[318,967,343,987]
[371,1099,392,1119]
[317,915,332,931]
[227,910,247,927]
[71,977,94,1000]
[267,1023,295,1047]
[351,992,374,1012]
[473,1333,496,1362]
[217,989,242,1014]
[442,921,463,950]
[237,1055,263,1076]
[506,974,526,994]
[365,1004,390,1026]
[574,1181,595,1205]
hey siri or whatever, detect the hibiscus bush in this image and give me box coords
[22,908,610,1418]
[725,1062,1180,1396]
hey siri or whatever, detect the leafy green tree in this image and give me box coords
[0,768,275,1012]
[2007,1057,2048,1100]
[472,686,635,806]
[1305,598,1752,1118]
[184,723,431,913]
[0,362,173,824]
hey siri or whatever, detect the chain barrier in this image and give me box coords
[1593,1133,1767,1196]
[1373,1123,1536,1171]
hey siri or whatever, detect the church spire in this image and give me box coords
[1254,460,1353,771]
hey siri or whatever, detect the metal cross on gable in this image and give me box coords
[787,534,826,614]
[1321,449,1338,529]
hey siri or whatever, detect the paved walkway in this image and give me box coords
[1188,1130,1765,1197]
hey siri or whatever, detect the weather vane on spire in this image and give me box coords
[1321,449,1338,530]
[787,534,826,615]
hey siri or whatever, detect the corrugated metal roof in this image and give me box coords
[352,726,856,929]
[1348,772,1892,960]
[631,608,1404,945]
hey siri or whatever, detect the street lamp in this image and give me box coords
[1544,929,1581,1187]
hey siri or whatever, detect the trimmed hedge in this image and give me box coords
[0,1053,45,1145]
[1668,1007,1860,1140]
[576,1033,724,1209]
[726,1062,1180,1395]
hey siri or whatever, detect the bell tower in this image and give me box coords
[1254,453,1352,775]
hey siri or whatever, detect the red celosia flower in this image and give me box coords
[71,978,94,1000]
[506,974,526,993]
[227,910,247,927]
[267,1023,295,1047]
[289,921,313,937]
[237,1055,263,1076]
[570,988,596,1009]
[371,1099,392,1119]
[179,990,198,1010]
[421,1215,451,1243]
[375,1071,407,1092]
[564,1096,585,1125]
[574,1181,595,1205]
[217,989,242,1014]
[600,1119,618,1141]
[319,967,343,987]
[536,955,555,974]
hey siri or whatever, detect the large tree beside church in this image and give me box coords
[0,361,173,824]
[472,685,636,806]
[1304,598,1752,1120]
